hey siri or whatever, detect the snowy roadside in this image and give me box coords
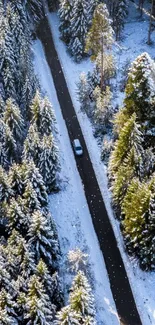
[47,7,155,325]
[32,39,120,325]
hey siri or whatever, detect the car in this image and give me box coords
[73,139,83,156]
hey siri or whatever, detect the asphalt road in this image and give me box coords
[37,16,142,325]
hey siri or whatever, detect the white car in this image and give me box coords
[73,139,83,156]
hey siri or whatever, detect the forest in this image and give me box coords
[1,0,155,324]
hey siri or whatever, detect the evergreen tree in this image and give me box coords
[28,210,59,266]
[23,124,40,163]
[59,0,73,44]
[3,98,24,140]
[0,307,18,325]
[0,166,13,218]
[68,0,91,61]
[0,96,5,117]
[138,187,155,270]
[6,197,30,235]
[109,114,143,204]
[76,73,91,114]
[23,181,41,213]
[107,0,128,40]
[0,289,18,321]
[25,0,44,25]
[85,3,113,61]
[23,159,48,207]
[122,179,151,254]
[9,163,25,197]
[85,3,113,89]
[121,52,155,146]
[31,91,56,136]
[56,271,96,324]
[70,271,95,318]
[24,275,55,324]
[36,259,60,303]
[38,134,59,192]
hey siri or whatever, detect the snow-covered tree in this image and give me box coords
[23,124,40,163]
[23,181,41,213]
[3,98,24,140]
[9,163,25,197]
[107,0,128,40]
[59,0,73,44]
[0,166,13,216]
[85,3,113,61]
[0,289,18,321]
[77,73,91,114]
[38,134,59,192]
[68,0,91,61]
[24,274,55,324]
[23,159,48,207]
[85,3,113,89]
[109,113,143,204]
[138,186,155,270]
[122,179,151,254]
[6,197,30,235]
[36,259,61,303]
[93,85,112,125]
[56,271,96,324]
[0,96,5,117]
[31,91,56,136]
[0,307,18,325]
[28,210,59,266]
[25,0,44,25]
[122,52,155,146]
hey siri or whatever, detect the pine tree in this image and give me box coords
[0,289,18,321]
[93,85,112,125]
[23,159,48,207]
[6,197,30,235]
[0,307,18,325]
[109,113,143,176]
[68,0,91,61]
[109,114,143,204]
[23,181,41,213]
[85,3,113,61]
[77,73,91,114]
[85,3,113,89]
[107,0,128,40]
[70,271,95,318]
[56,306,82,324]
[0,96,5,117]
[122,52,155,146]
[0,166,13,219]
[23,124,40,163]
[9,163,25,197]
[36,259,60,303]
[28,210,59,266]
[24,274,55,324]
[59,0,73,44]
[25,0,44,25]
[138,187,155,270]
[38,134,59,192]
[122,179,151,254]
[3,98,24,140]
[31,91,56,136]
[56,271,96,324]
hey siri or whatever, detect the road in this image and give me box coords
[37,15,142,325]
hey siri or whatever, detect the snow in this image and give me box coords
[32,39,119,325]
[47,4,155,325]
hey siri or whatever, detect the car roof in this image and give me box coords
[73,139,81,146]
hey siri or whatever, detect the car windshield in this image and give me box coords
[76,146,81,150]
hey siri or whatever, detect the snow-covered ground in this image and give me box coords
[32,40,120,325]
[47,3,155,325]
